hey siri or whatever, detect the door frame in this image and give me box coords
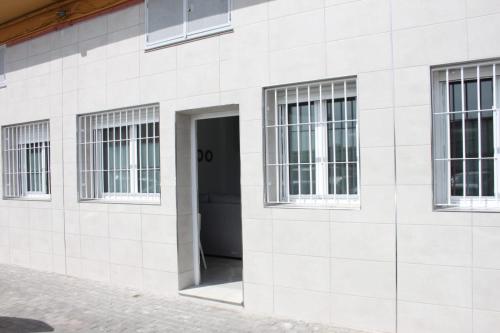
[190,109,239,286]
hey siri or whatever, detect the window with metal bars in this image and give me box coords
[77,104,160,202]
[264,78,359,207]
[432,61,500,209]
[2,120,51,199]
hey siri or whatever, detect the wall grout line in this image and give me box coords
[60,40,68,275]
[264,0,276,315]
[388,0,399,331]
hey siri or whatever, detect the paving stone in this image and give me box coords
[0,264,367,333]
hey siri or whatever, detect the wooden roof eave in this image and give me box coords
[0,0,141,46]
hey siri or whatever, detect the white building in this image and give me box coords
[0,1,499,332]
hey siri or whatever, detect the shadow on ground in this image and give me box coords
[0,317,54,333]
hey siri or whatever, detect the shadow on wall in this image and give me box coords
[0,317,54,333]
[3,0,271,74]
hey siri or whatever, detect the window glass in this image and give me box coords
[348,163,357,195]
[26,142,49,193]
[480,79,493,109]
[138,123,160,194]
[147,0,184,44]
[335,122,346,162]
[450,160,463,196]
[187,0,230,33]
[481,111,494,157]
[482,159,495,196]
[449,112,463,158]
[103,126,129,193]
[465,111,479,158]
[347,121,357,162]
[449,82,462,112]
[27,144,42,192]
[465,80,478,111]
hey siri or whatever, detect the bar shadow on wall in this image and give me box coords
[3,0,272,76]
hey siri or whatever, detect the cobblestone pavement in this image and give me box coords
[0,264,366,333]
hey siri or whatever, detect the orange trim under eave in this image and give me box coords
[3,0,143,46]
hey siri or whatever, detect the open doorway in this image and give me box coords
[180,113,243,305]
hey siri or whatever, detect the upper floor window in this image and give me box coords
[77,105,160,203]
[145,0,231,48]
[432,61,500,209]
[264,79,359,207]
[0,45,6,87]
[2,120,51,200]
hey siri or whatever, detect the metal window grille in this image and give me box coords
[264,78,359,207]
[2,120,51,199]
[77,104,160,202]
[432,60,500,209]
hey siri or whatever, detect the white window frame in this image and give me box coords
[1,120,51,200]
[264,78,360,208]
[77,105,160,203]
[432,60,500,210]
[145,0,232,49]
[0,44,6,88]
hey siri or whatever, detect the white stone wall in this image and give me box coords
[0,1,499,332]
